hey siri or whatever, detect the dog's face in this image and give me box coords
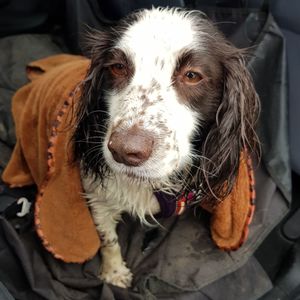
[102,9,223,180]
[75,8,259,199]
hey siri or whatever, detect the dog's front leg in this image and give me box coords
[96,217,133,288]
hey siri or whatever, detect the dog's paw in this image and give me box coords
[100,261,133,288]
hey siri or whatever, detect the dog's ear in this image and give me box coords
[80,28,113,102]
[73,29,113,179]
[199,49,260,203]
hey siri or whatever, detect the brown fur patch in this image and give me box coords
[172,50,223,120]
[104,49,135,91]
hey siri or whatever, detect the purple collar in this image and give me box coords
[154,190,196,218]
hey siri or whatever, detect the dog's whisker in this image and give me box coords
[84,146,103,159]
[75,140,102,144]
[86,109,109,116]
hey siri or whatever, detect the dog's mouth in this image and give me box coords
[105,152,166,182]
[110,163,156,182]
[103,146,188,193]
[110,165,183,193]
[106,154,184,187]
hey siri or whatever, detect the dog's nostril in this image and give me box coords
[108,128,154,166]
[124,146,152,166]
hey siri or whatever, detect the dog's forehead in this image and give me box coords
[117,9,195,61]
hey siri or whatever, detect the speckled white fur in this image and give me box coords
[83,8,203,288]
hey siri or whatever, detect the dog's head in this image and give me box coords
[74,8,259,201]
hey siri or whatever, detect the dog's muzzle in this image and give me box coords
[108,125,154,166]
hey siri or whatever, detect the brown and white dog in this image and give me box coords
[73,8,259,288]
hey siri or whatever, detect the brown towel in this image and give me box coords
[2,54,100,263]
[209,152,255,250]
[2,54,255,263]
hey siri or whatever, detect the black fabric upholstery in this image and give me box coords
[0,2,294,300]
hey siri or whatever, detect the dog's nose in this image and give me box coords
[108,126,154,166]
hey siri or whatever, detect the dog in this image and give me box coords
[73,8,259,288]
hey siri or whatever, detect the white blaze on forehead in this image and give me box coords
[122,9,194,53]
[117,9,195,85]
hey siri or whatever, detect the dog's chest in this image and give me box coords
[82,174,160,221]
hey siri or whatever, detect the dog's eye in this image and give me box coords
[109,63,127,77]
[183,71,203,85]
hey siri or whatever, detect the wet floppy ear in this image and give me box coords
[73,29,113,177]
[81,28,114,96]
[199,50,260,203]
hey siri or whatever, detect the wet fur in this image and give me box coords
[73,8,259,288]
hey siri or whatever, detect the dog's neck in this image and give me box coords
[82,171,161,223]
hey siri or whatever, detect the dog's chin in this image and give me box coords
[104,157,169,184]
[108,163,162,183]
[103,150,188,188]
[102,153,186,193]
[122,171,151,184]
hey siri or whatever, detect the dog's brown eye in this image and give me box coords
[110,63,127,77]
[183,71,203,85]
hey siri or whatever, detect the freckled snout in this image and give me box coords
[108,126,154,166]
